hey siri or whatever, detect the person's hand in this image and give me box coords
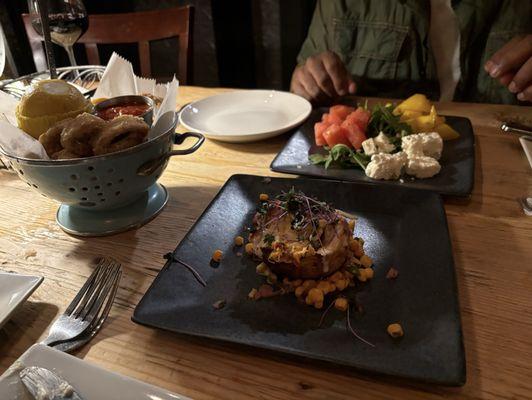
[290,51,356,104]
[485,35,532,102]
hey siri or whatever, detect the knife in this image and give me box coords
[19,366,83,400]
[500,121,532,138]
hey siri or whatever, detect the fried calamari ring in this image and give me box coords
[92,115,149,156]
[51,149,82,160]
[39,118,73,157]
[60,113,106,156]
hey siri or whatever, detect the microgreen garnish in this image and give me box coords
[263,233,275,247]
[347,305,375,347]
[254,189,340,248]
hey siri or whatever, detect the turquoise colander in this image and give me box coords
[0,112,204,236]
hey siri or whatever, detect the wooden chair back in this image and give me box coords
[22,5,193,83]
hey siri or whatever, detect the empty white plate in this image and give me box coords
[179,90,312,143]
[0,271,43,329]
[0,344,189,400]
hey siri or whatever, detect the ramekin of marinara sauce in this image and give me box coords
[94,95,154,126]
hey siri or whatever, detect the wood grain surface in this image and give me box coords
[1,86,531,400]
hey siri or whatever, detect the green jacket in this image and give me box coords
[297,0,531,104]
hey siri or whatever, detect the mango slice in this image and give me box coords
[434,123,460,141]
[394,94,432,114]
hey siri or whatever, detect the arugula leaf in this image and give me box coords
[308,153,328,165]
[367,104,412,138]
[350,152,371,170]
[330,144,352,161]
[309,144,369,170]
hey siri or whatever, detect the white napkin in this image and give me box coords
[0,120,49,159]
[0,52,179,159]
[93,52,179,123]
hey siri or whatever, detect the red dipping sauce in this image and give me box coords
[96,102,150,120]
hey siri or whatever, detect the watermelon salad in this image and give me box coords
[309,99,455,180]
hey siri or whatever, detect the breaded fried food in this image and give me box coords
[38,117,73,156]
[60,113,106,157]
[92,115,149,156]
[51,149,82,160]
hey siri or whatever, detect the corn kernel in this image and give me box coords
[329,271,343,282]
[248,288,258,299]
[318,281,334,294]
[314,301,324,309]
[212,249,223,262]
[349,239,360,252]
[255,263,270,276]
[360,255,373,268]
[387,323,404,338]
[334,298,348,312]
[335,279,348,291]
[292,279,302,287]
[302,280,316,289]
[357,272,367,282]
[234,236,244,246]
[364,268,374,280]
[245,242,254,255]
[295,286,306,297]
[259,193,269,201]
[306,288,324,306]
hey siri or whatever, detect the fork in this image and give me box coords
[42,258,121,347]
[52,266,121,353]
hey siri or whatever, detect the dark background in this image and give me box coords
[0,0,316,89]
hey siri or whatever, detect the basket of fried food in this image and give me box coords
[1,79,204,211]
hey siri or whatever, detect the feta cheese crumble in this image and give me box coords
[401,132,443,160]
[361,132,395,156]
[365,151,407,180]
[405,156,441,178]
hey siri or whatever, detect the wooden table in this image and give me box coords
[1,86,531,400]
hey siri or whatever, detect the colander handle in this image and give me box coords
[137,132,205,176]
[170,131,205,155]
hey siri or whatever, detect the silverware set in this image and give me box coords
[12,259,121,399]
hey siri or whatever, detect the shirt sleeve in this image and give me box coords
[296,0,330,65]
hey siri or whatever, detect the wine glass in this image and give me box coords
[27,0,89,68]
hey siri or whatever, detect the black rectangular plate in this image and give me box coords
[133,174,465,385]
[270,109,475,196]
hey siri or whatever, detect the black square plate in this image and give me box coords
[270,109,475,196]
[133,174,465,385]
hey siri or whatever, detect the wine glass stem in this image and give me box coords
[64,45,80,79]
[64,45,78,67]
